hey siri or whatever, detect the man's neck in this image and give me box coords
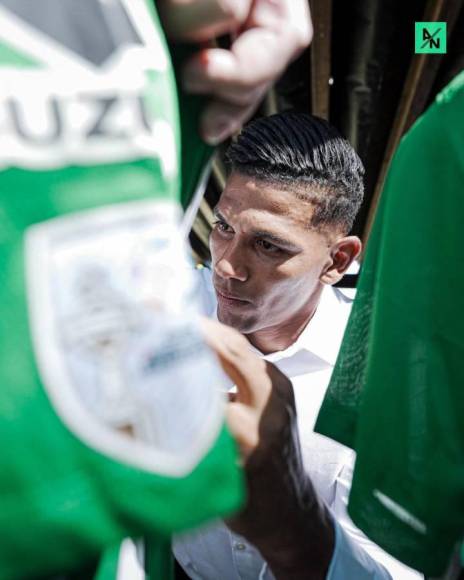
[245,286,324,355]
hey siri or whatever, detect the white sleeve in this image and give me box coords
[327,461,423,580]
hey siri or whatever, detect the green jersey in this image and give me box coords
[316,71,464,576]
[0,1,243,578]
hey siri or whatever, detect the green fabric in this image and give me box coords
[170,43,214,210]
[0,41,41,67]
[94,545,120,580]
[145,536,174,580]
[316,71,464,575]
[0,2,243,579]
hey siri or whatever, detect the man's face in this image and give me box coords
[210,172,334,334]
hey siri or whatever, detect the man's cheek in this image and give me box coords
[265,287,287,313]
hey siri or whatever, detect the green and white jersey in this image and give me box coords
[0,2,243,578]
[316,71,464,576]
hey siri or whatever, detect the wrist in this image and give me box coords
[255,488,335,580]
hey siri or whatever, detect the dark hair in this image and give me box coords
[226,112,364,233]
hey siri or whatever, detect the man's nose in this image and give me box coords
[214,242,248,282]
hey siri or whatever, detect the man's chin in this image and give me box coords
[217,306,254,333]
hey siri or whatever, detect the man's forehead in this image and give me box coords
[218,173,314,229]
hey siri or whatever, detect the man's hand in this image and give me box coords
[201,317,289,459]
[158,0,313,144]
[201,319,335,580]
[158,0,253,43]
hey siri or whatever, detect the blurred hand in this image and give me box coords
[158,0,253,43]
[201,317,334,580]
[200,317,293,459]
[159,0,313,144]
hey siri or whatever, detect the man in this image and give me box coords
[174,113,421,579]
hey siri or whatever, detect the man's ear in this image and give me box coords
[320,236,362,285]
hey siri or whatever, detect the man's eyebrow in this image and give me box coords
[251,230,301,250]
[213,207,301,251]
[213,207,226,221]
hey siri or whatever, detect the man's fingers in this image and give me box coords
[158,0,252,42]
[226,402,259,459]
[226,366,295,460]
[249,0,313,56]
[200,318,271,407]
[182,28,290,94]
[181,27,298,144]
[217,346,271,409]
[177,0,313,144]
[183,52,265,106]
[182,48,253,93]
[200,318,295,461]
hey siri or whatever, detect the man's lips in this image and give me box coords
[215,288,251,305]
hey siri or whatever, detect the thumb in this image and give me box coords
[226,402,259,459]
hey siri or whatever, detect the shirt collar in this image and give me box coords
[201,264,354,368]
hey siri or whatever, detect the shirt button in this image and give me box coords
[234,542,247,551]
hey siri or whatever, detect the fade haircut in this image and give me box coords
[226,112,364,233]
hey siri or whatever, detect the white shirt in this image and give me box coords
[174,280,422,580]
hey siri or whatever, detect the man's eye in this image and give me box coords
[213,220,232,233]
[256,239,281,254]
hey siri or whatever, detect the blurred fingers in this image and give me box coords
[226,402,259,459]
[200,318,271,407]
[159,0,252,42]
